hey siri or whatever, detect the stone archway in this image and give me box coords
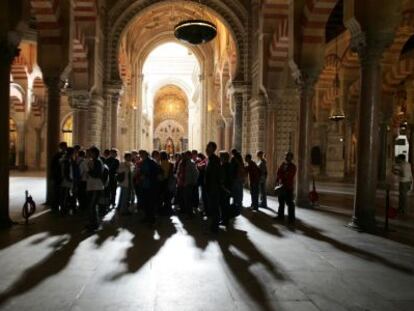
[105,0,248,83]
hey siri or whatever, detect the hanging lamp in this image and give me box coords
[174,1,217,45]
[329,30,345,122]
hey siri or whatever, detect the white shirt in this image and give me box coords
[395,162,413,183]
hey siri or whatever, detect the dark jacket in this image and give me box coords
[205,154,221,193]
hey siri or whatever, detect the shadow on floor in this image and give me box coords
[217,227,285,311]
[0,212,94,307]
[105,214,177,281]
[291,219,414,274]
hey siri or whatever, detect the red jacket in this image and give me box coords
[276,162,297,191]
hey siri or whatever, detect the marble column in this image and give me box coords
[344,121,354,177]
[34,127,42,169]
[224,117,233,151]
[377,122,389,186]
[0,34,19,226]
[87,94,104,147]
[110,98,119,148]
[44,76,62,204]
[349,35,392,231]
[296,81,316,207]
[71,91,90,147]
[232,92,243,151]
[16,123,26,170]
[410,124,414,166]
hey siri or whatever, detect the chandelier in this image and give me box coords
[174,1,217,45]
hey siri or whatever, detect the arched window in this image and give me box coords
[62,115,73,147]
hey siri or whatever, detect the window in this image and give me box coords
[62,115,73,147]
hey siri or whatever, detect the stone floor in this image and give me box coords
[1,174,414,311]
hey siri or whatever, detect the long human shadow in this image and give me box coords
[177,213,214,251]
[292,219,414,274]
[0,216,93,307]
[107,216,177,281]
[218,228,285,311]
[241,209,284,237]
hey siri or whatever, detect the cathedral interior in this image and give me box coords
[0,0,414,310]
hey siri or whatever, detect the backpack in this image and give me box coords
[101,164,110,187]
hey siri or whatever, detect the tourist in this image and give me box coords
[60,147,75,214]
[205,142,221,232]
[183,151,199,216]
[50,141,67,211]
[117,152,134,215]
[159,151,174,215]
[275,152,297,223]
[230,149,245,211]
[245,153,261,211]
[86,146,105,231]
[219,151,232,225]
[105,148,120,209]
[257,151,268,208]
[138,150,158,224]
[393,154,413,214]
[77,150,88,210]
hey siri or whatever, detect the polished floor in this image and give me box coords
[1,174,414,311]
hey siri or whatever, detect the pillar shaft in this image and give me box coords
[377,123,389,185]
[45,76,61,203]
[351,40,385,230]
[232,93,243,151]
[17,123,26,170]
[0,39,18,225]
[111,100,118,148]
[296,83,315,207]
[344,122,354,177]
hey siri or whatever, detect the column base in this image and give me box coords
[0,217,16,229]
[296,197,312,209]
[346,216,377,233]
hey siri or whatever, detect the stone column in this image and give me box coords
[344,120,354,177]
[16,123,26,170]
[349,35,392,231]
[231,91,244,151]
[296,80,316,207]
[44,76,62,204]
[104,83,122,148]
[223,117,233,151]
[87,94,104,147]
[34,127,42,169]
[0,34,20,226]
[71,90,90,147]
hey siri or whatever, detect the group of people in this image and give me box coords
[49,141,298,233]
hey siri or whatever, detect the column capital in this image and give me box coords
[69,90,90,110]
[351,32,395,65]
[104,80,123,95]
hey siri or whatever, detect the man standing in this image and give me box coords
[139,150,158,224]
[105,148,120,209]
[50,142,67,211]
[393,154,413,214]
[205,142,221,233]
[256,151,268,208]
[245,154,261,211]
[86,146,105,231]
[275,152,297,224]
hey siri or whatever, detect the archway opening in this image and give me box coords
[116,1,238,153]
[142,43,198,151]
[62,115,73,147]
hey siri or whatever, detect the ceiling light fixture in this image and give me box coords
[329,29,345,122]
[174,1,217,45]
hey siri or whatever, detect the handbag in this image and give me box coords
[274,184,283,196]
